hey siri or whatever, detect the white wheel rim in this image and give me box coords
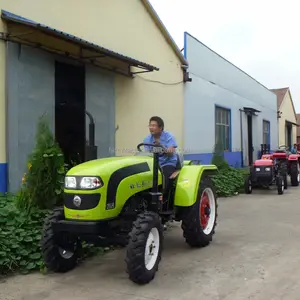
[58,247,74,259]
[200,188,216,235]
[144,228,160,270]
[281,179,284,191]
[248,180,252,191]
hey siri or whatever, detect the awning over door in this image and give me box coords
[286,120,299,127]
[0,10,159,77]
[242,106,261,116]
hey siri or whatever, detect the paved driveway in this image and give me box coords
[2,186,300,300]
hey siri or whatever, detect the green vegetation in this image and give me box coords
[17,115,66,211]
[211,142,248,197]
[0,193,49,275]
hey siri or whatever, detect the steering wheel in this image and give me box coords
[137,143,166,155]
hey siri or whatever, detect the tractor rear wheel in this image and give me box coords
[181,176,218,247]
[290,162,299,186]
[40,208,82,273]
[125,211,163,284]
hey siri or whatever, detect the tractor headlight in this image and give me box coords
[65,176,77,188]
[255,167,260,171]
[64,176,103,189]
[265,167,271,171]
[80,177,102,189]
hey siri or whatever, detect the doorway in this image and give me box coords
[286,123,292,149]
[55,61,85,166]
[247,114,253,165]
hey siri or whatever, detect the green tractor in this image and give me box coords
[41,143,218,284]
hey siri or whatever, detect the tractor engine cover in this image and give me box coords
[251,159,273,183]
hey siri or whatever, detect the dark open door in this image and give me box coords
[55,61,86,166]
[247,114,253,165]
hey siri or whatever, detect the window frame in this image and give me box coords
[215,105,231,152]
[262,120,270,145]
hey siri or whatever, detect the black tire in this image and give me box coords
[290,162,299,186]
[125,211,163,284]
[283,174,288,189]
[244,175,252,194]
[181,176,218,247]
[277,176,284,195]
[41,207,81,273]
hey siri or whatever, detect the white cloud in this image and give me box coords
[149,0,300,112]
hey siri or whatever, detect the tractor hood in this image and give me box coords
[66,156,153,178]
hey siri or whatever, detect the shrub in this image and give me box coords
[0,193,50,275]
[211,141,229,170]
[211,143,246,197]
[17,115,66,211]
[212,167,245,197]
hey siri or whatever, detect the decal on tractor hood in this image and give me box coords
[130,180,152,189]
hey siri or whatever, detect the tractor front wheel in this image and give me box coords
[244,175,252,194]
[277,176,284,195]
[283,174,288,189]
[181,176,218,247]
[40,208,82,273]
[125,211,163,284]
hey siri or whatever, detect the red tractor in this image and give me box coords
[272,146,300,187]
[244,149,299,194]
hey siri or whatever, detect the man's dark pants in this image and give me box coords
[161,164,176,200]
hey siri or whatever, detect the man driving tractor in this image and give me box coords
[291,143,298,154]
[143,116,179,198]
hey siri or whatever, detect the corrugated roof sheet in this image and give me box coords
[1,10,159,71]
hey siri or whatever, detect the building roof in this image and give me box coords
[270,87,289,109]
[1,10,159,76]
[141,0,188,66]
[297,114,300,137]
[270,87,297,123]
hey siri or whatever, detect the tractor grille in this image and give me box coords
[64,193,101,210]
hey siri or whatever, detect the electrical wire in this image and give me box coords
[135,74,184,85]
[136,72,278,114]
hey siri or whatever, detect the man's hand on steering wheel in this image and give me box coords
[164,146,176,155]
[137,143,167,156]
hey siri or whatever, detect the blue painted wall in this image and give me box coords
[0,163,7,193]
[183,32,278,167]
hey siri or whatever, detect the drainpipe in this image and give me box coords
[0,32,7,193]
[239,109,244,167]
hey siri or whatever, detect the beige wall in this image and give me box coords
[278,91,297,146]
[1,0,184,155]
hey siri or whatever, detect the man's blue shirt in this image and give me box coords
[143,131,178,167]
[291,147,297,154]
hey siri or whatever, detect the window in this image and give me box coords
[263,120,270,145]
[215,106,231,151]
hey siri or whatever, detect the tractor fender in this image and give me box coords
[288,154,299,161]
[174,165,218,207]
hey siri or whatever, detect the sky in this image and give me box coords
[149,0,300,112]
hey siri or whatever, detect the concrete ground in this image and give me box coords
[1,186,300,300]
